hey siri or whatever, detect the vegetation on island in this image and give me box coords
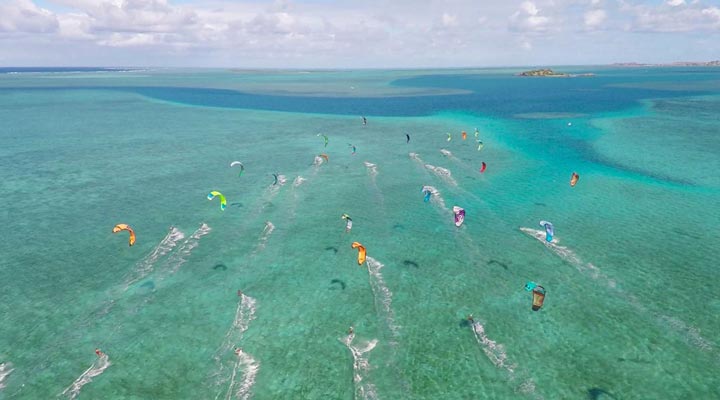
[516,69,595,77]
[518,69,566,77]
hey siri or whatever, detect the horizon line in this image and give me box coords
[2,61,719,71]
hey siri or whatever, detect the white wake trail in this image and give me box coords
[225,350,259,400]
[520,227,715,354]
[363,161,384,207]
[519,228,596,275]
[421,185,449,213]
[123,226,185,289]
[469,321,516,373]
[129,224,211,313]
[253,221,275,254]
[424,164,457,186]
[286,176,307,223]
[212,294,259,400]
[366,257,400,344]
[61,354,111,400]
[440,149,453,157]
[216,295,258,356]
[293,176,307,188]
[341,332,379,400]
[469,321,541,398]
[0,362,13,390]
[363,161,378,179]
[258,175,287,213]
[167,223,212,274]
[90,227,186,319]
[313,156,325,166]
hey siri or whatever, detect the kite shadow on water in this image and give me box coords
[458,318,472,328]
[486,259,509,271]
[325,246,338,254]
[330,279,346,290]
[230,202,243,208]
[213,264,228,271]
[588,388,618,400]
[616,357,652,365]
[402,260,419,268]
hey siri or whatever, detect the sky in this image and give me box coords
[0,0,719,68]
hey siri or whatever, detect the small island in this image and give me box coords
[516,68,595,77]
[518,68,566,77]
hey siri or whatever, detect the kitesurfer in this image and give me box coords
[234,347,242,356]
[95,348,104,357]
[362,116,367,125]
[342,213,353,232]
[467,314,474,323]
[237,290,243,297]
[406,133,410,143]
[570,172,580,187]
[348,326,354,335]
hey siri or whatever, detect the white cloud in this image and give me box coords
[0,0,59,33]
[0,0,718,68]
[510,1,550,32]
[628,1,720,32]
[667,0,686,6]
[702,7,720,22]
[521,1,539,16]
[57,13,94,39]
[584,9,607,29]
[442,13,457,27]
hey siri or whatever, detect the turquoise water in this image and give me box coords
[0,67,718,399]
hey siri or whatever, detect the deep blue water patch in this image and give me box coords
[390,69,714,117]
[0,67,712,118]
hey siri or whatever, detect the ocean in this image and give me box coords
[0,67,718,399]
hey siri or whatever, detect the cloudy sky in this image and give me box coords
[1,0,719,68]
